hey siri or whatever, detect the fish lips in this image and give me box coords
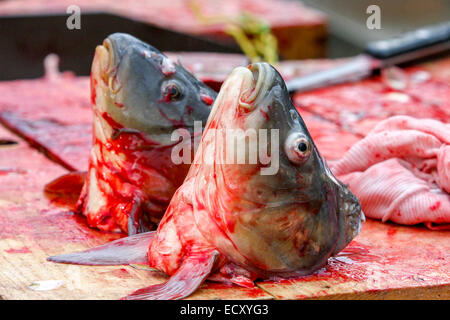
[239,63,278,112]
[101,33,175,88]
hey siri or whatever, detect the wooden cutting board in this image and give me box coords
[0,124,449,300]
[0,56,449,299]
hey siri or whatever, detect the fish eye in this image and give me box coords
[162,81,182,101]
[284,132,312,164]
[298,141,308,152]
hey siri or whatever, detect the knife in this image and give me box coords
[285,22,450,93]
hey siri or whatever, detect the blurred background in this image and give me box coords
[301,0,450,56]
[0,0,448,79]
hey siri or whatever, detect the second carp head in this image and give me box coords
[82,33,216,234]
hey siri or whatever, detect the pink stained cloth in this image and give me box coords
[330,116,450,230]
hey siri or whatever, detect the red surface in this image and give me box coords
[0,73,91,171]
[299,110,360,160]
[2,125,448,299]
[0,112,91,171]
[294,63,450,136]
[260,219,450,299]
[0,126,121,245]
[44,171,86,209]
[0,57,449,299]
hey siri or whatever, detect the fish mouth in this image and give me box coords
[96,39,122,95]
[239,63,276,111]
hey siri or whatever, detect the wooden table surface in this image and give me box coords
[0,124,449,300]
[0,57,449,300]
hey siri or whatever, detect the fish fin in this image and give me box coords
[122,250,219,300]
[126,197,151,236]
[47,231,155,265]
[230,275,255,288]
[44,171,87,210]
[207,273,255,288]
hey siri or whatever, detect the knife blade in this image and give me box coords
[285,22,450,93]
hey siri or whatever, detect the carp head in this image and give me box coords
[76,33,217,234]
[92,33,216,145]
[193,62,364,276]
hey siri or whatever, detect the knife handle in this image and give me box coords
[365,22,450,59]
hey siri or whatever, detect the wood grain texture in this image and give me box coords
[1,123,449,300]
[257,220,450,300]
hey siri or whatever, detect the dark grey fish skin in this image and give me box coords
[103,33,216,144]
